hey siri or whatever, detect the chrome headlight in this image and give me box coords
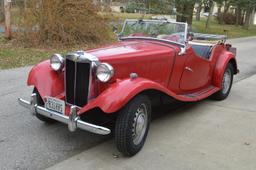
[96,63,114,82]
[50,54,64,71]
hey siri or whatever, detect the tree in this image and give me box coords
[205,0,214,29]
[136,0,174,14]
[195,0,203,21]
[231,0,256,28]
[4,0,11,39]
[175,0,196,25]
[214,0,223,23]
[0,0,4,22]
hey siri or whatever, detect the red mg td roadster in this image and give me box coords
[19,19,238,156]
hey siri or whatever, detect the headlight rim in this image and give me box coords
[50,53,65,71]
[96,63,114,83]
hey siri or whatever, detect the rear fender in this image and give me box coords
[213,51,238,88]
[27,60,64,98]
[78,78,192,115]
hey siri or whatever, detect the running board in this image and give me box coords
[178,86,220,101]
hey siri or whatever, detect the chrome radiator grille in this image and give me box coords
[65,58,91,107]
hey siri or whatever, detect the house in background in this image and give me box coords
[110,2,125,12]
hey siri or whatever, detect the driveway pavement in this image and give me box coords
[0,36,256,170]
[47,72,256,170]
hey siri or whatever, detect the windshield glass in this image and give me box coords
[121,19,188,45]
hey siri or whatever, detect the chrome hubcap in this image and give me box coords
[222,69,232,94]
[132,103,148,145]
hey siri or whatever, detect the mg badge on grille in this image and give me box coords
[72,54,80,62]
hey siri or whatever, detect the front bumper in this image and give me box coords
[18,93,111,135]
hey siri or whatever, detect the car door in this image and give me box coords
[179,46,211,91]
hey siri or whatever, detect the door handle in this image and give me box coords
[185,67,193,72]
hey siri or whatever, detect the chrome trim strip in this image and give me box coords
[66,51,99,62]
[18,96,111,135]
[88,61,98,100]
[18,98,30,109]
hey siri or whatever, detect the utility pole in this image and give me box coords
[4,0,11,39]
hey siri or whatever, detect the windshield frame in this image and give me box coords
[119,19,188,47]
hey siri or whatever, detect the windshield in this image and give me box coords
[121,19,188,45]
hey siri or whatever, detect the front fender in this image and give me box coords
[78,77,192,115]
[27,60,64,98]
[213,51,237,88]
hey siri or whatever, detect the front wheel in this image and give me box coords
[115,95,151,156]
[212,63,234,100]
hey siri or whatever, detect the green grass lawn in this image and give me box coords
[0,13,256,70]
[109,13,256,38]
[0,36,58,69]
[192,19,256,38]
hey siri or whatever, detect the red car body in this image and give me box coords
[27,39,238,116]
[19,19,238,156]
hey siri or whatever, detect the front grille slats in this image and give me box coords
[65,58,91,107]
[66,59,75,104]
[75,62,90,106]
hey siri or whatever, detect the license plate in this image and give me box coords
[45,97,65,114]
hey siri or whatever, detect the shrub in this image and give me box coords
[217,12,236,25]
[18,0,113,47]
[125,2,145,13]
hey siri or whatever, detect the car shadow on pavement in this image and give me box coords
[151,100,202,121]
[34,100,204,161]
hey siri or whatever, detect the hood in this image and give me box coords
[87,40,178,88]
[87,40,179,60]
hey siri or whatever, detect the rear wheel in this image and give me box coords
[115,95,151,156]
[33,88,56,123]
[212,63,234,100]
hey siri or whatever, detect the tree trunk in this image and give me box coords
[250,8,255,26]
[223,0,230,14]
[217,4,222,24]
[175,0,195,25]
[196,1,202,21]
[220,0,229,24]
[240,10,245,25]
[205,0,214,30]
[4,0,11,39]
[0,0,4,22]
[24,0,27,9]
[175,0,184,22]
[244,8,253,29]
[235,6,241,26]
[186,2,195,25]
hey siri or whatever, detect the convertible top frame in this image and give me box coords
[192,33,227,43]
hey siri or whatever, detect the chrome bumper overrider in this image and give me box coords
[18,93,111,135]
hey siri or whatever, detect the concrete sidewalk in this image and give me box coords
[47,75,256,170]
